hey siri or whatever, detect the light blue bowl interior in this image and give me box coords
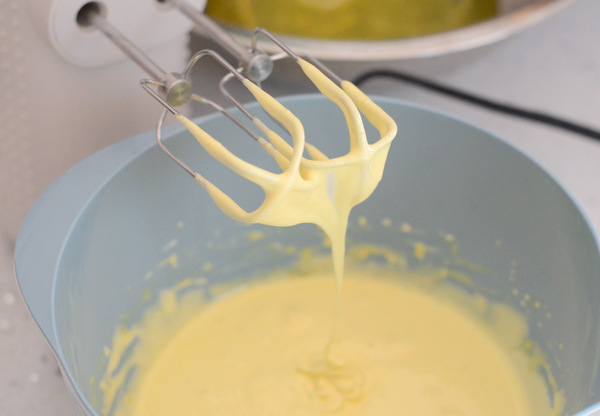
[15,95,600,415]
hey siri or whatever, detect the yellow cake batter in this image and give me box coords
[102,267,559,416]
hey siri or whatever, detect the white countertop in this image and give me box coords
[1,0,600,414]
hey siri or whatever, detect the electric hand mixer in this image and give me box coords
[74,1,398,283]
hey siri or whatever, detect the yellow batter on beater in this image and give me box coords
[177,58,396,292]
[99,59,562,415]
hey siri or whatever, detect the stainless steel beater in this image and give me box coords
[80,0,397,229]
[140,31,397,226]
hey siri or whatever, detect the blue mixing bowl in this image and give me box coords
[14,95,600,415]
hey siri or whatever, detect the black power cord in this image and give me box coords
[353,69,600,142]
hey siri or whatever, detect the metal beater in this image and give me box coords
[78,0,397,227]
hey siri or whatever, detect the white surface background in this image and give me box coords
[1,0,600,414]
